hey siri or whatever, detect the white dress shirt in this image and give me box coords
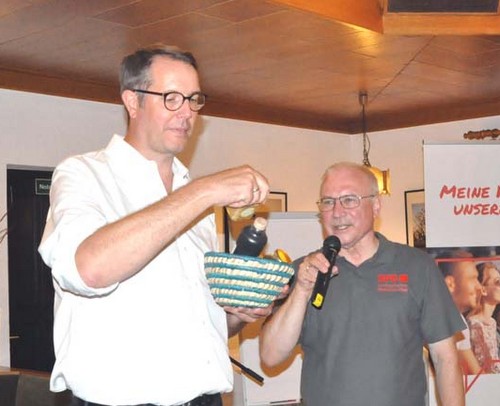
[39,135,232,405]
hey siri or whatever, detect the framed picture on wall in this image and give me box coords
[256,191,288,214]
[404,189,426,248]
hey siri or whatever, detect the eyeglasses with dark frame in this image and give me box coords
[316,194,377,211]
[132,89,207,112]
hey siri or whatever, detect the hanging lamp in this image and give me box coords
[359,91,391,195]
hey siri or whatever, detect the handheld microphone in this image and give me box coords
[310,235,341,309]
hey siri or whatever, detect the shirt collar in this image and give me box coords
[106,134,190,185]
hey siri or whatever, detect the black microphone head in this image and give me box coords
[323,235,341,258]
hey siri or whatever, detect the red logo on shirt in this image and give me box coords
[377,273,409,292]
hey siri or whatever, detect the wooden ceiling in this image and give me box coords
[1,0,500,134]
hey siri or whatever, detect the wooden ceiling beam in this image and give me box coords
[270,0,384,32]
[0,68,120,105]
[272,0,500,35]
[383,14,500,35]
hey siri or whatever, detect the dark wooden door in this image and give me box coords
[7,168,54,372]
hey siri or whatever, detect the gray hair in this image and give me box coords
[322,162,379,195]
[119,44,198,99]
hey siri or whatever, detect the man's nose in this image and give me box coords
[176,99,194,117]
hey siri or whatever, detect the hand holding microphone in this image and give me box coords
[310,235,341,309]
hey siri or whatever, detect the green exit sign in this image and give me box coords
[35,178,51,195]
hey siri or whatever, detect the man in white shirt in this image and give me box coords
[39,45,271,406]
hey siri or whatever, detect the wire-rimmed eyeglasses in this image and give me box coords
[316,194,377,211]
[132,89,207,112]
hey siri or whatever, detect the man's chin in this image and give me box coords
[171,144,187,155]
[166,135,189,154]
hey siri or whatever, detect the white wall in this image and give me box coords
[1,88,499,367]
[182,116,355,210]
[0,89,128,367]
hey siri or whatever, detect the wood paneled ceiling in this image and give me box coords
[1,0,500,134]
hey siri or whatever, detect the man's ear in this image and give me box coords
[122,89,139,119]
[372,194,381,218]
[444,275,455,292]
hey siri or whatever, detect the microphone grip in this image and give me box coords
[310,266,333,309]
[311,235,340,309]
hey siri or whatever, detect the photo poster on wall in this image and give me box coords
[423,141,500,406]
[237,212,324,406]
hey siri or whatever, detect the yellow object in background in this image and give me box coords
[274,248,292,263]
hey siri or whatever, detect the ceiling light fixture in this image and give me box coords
[359,91,391,195]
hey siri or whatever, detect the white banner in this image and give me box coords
[424,142,500,248]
